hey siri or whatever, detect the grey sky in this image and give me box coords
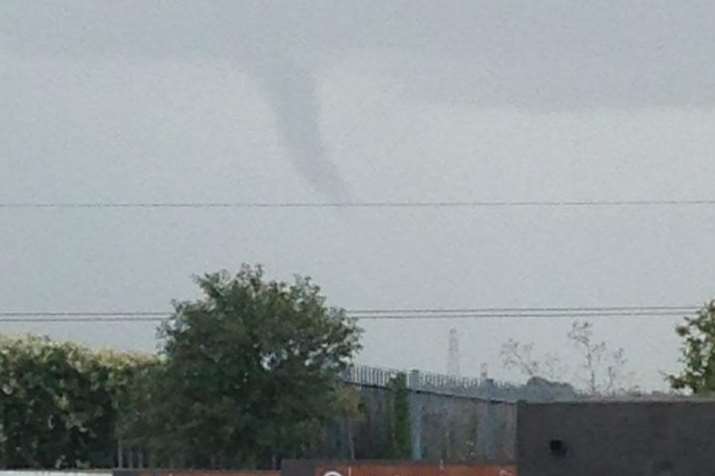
[1,1,714,390]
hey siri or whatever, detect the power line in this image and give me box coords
[348,306,696,314]
[0,306,693,316]
[350,305,697,320]
[0,306,698,323]
[0,312,167,317]
[0,313,689,323]
[352,311,690,320]
[0,317,163,323]
[1,200,715,209]
[0,311,167,323]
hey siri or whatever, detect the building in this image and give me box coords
[516,400,715,476]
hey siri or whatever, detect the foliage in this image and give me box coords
[336,385,364,421]
[1,266,362,469]
[0,335,155,469]
[669,301,715,394]
[567,321,629,394]
[386,373,411,458]
[335,385,364,460]
[501,320,633,395]
[129,265,362,468]
[500,340,563,381]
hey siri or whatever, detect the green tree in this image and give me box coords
[669,300,715,394]
[133,265,362,468]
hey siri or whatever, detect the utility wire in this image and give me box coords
[0,306,698,323]
[0,312,168,317]
[0,306,695,317]
[0,317,164,323]
[351,311,691,320]
[1,200,715,209]
[348,306,696,314]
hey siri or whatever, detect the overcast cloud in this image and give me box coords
[2,1,714,389]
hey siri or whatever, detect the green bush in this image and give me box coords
[387,373,412,458]
[0,335,155,469]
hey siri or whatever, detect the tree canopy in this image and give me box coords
[132,265,362,468]
[669,300,715,394]
[1,266,362,469]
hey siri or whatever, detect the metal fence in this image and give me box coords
[342,365,495,398]
[341,364,578,402]
[342,365,480,392]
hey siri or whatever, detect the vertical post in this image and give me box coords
[117,441,124,469]
[408,370,422,460]
[481,380,496,460]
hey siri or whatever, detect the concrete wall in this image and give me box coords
[516,400,715,476]
[409,391,516,463]
[317,385,517,463]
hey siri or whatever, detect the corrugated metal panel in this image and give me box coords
[313,463,517,476]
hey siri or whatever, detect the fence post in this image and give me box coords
[478,379,497,460]
[116,440,124,469]
[408,370,423,460]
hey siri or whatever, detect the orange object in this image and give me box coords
[124,470,279,476]
[313,463,516,476]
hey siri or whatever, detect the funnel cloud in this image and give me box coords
[253,57,351,201]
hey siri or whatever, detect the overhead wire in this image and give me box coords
[0,306,698,323]
[1,200,715,209]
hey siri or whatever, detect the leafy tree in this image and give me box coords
[669,300,715,394]
[131,265,362,468]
